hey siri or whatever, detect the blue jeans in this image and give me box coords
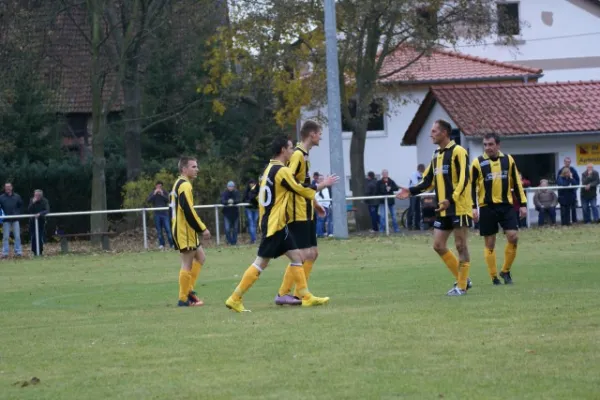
[537,207,556,226]
[224,216,239,245]
[581,198,599,223]
[245,208,259,243]
[368,205,379,231]
[154,213,174,248]
[2,221,22,256]
[316,207,333,237]
[379,203,399,233]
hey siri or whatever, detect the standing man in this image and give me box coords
[28,190,50,256]
[407,164,426,230]
[243,178,260,244]
[225,137,338,312]
[169,157,211,307]
[580,163,599,224]
[221,181,241,246]
[471,133,527,285]
[377,170,400,233]
[365,171,380,232]
[275,120,328,306]
[557,157,580,223]
[396,120,473,296]
[0,183,23,258]
[147,181,174,250]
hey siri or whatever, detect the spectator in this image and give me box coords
[557,157,580,223]
[0,183,23,257]
[580,163,599,224]
[221,181,241,245]
[407,164,425,230]
[243,178,260,244]
[311,172,320,186]
[28,189,50,256]
[365,171,379,232]
[557,167,577,226]
[377,169,400,233]
[146,181,174,250]
[316,175,333,237]
[533,179,558,226]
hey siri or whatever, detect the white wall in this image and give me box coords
[305,90,426,194]
[414,103,454,166]
[540,68,600,82]
[452,0,600,81]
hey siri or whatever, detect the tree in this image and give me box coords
[212,0,501,227]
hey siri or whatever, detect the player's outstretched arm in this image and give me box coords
[179,182,208,233]
[397,162,434,199]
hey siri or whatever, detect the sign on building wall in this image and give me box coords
[576,143,600,165]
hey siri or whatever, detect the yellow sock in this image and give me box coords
[484,248,497,279]
[189,260,202,292]
[232,264,261,301]
[440,250,459,279]
[278,266,295,297]
[289,263,311,300]
[502,242,518,273]
[457,262,471,291]
[293,260,314,298]
[178,269,192,302]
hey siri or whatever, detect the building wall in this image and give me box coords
[414,103,455,166]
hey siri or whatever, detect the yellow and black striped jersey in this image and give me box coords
[287,143,314,222]
[259,159,317,237]
[169,176,207,251]
[410,140,472,217]
[471,152,527,208]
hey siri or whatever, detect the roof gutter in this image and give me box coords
[383,73,543,87]
[466,130,600,140]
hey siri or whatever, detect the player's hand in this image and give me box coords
[436,199,450,212]
[324,174,340,186]
[472,209,479,223]
[395,187,410,200]
[202,229,211,240]
[314,203,326,218]
[519,207,527,219]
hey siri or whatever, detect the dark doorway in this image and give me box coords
[512,153,556,186]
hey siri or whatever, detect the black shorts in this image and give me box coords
[478,205,518,236]
[433,215,473,231]
[257,226,298,259]
[288,220,317,249]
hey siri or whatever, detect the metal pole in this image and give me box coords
[214,206,221,246]
[525,188,531,228]
[142,209,148,250]
[34,217,40,256]
[324,0,348,239]
[384,197,389,236]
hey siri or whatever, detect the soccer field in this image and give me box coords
[1,226,600,400]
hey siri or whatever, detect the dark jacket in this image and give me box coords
[146,189,170,215]
[557,176,577,205]
[365,178,379,206]
[243,183,259,210]
[556,167,580,195]
[221,189,241,219]
[376,178,399,206]
[0,192,23,216]
[581,170,599,200]
[28,197,50,220]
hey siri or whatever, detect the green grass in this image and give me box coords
[1,226,600,399]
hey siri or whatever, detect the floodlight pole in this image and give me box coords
[324,0,349,239]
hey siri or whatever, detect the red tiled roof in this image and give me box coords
[402,81,600,145]
[380,47,542,84]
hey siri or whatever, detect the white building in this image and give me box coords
[401,80,600,206]
[451,0,600,82]
[305,48,542,194]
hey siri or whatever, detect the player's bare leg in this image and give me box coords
[178,250,203,307]
[432,229,459,281]
[448,227,471,295]
[484,235,502,285]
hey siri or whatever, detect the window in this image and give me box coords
[417,7,438,38]
[512,153,556,186]
[341,99,385,132]
[497,2,520,36]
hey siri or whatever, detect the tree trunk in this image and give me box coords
[349,124,372,231]
[90,0,108,246]
[123,60,143,181]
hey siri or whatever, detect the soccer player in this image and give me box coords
[471,133,527,285]
[225,137,339,313]
[396,119,473,296]
[274,120,327,306]
[169,156,211,307]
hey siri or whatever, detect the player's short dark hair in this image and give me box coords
[435,119,452,136]
[271,136,291,156]
[178,156,197,172]
[483,133,500,144]
[300,120,321,140]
